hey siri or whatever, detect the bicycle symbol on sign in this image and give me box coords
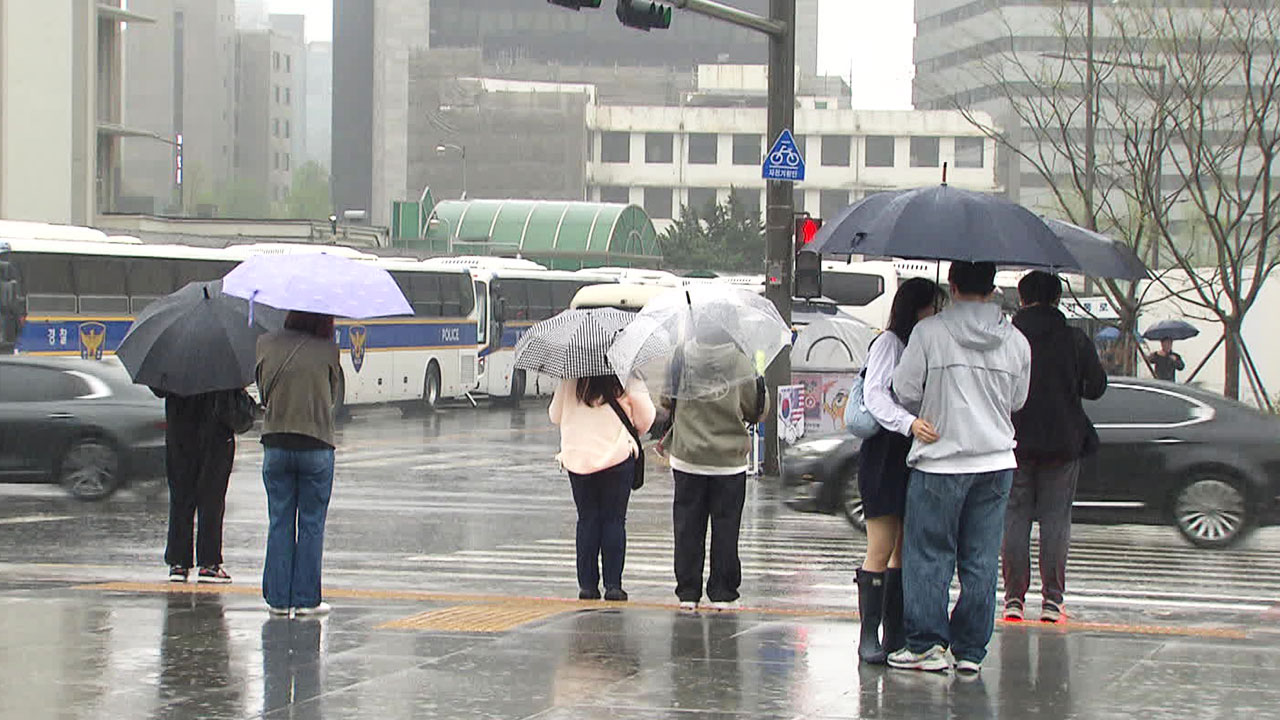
[771,149,801,167]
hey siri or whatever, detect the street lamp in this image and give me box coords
[435,143,467,200]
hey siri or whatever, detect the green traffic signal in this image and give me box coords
[615,0,673,31]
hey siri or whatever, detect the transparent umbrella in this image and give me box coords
[608,286,791,400]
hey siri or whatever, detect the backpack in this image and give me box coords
[844,370,882,439]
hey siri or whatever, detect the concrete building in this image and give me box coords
[0,1,160,225]
[427,0,820,76]
[119,0,236,215]
[270,15,307,175]
[305,41,333,169]
[235,18,304,212]
[332,0,430,226]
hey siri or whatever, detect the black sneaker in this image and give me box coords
[604,588,629,602]
[578,588,601,601]
[168,566,189,583]
[197,565,232,584]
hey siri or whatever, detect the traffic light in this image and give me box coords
[794,216,823,299]
[547,0,602,9]
[616,0,673,31]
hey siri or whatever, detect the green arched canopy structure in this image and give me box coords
[419,200,662,270]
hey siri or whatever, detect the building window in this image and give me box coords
[601,132,630,163]
[688,133,718,165]
[865,136,895,168]
[955,137,985,168]
[687,187,718,213]
[793,135,807,161]
[284,120,291,139]
[732,134,761,166]
[815,100,829,110]
[821,136,851,167]
[284,153,290,171]
[285,87,291,105]
[272,118,279,137]
[599,186,630,204]
[645,132,674,164]
[273,152,279,170]
[273,51,280,71]
[820,190,850,221]
[730,188,761,218]
[274,85,280,103]
[644,187,674,220]
[285,55,292,73]
[910,136,941,167]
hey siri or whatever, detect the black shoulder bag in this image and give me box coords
[216,389,258,435]
[606,397,645,491]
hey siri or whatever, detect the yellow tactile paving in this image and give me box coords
[377,604,569,632]
[76,581,1250,639]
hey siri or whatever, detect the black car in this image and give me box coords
[783,378,1280,548]
[0,357,166,500]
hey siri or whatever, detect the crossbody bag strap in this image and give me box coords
[262,338,307,408]
[606,397,642,456]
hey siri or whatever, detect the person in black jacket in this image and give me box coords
[1001,272,1107,624]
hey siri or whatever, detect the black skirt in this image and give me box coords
[856,429,912,519]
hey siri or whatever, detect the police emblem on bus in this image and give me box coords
[349,325,368,373]
[79,322,107,360]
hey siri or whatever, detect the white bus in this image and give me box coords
[424,257,614,402]
[0,225,482,412]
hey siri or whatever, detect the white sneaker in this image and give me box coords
[268,606,292,617]
[710,600,742,611]
[678,601,699,612]
[955,659,982,675]
[888,645,950,672]
[293,602,331,617]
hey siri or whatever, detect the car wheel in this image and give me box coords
[423,363,442,412]
[840,463,867,534]
[60,439,121,501]
[1173,474,1250,549]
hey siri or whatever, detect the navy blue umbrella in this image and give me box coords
[1042,218,1150,281]
[1143,319,1199,342]
[808,184,1078,269]
[1095,327,1121,342]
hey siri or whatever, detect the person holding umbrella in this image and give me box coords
[116,280,273,584]
[516,309,657,602]
[222,251,413,617]
[1142,320,1198,381]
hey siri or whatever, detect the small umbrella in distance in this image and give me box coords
[514,308,645,379]
[807,184,1078,269]
[117,280,285,396]
[1041,218,1151,281]
[221,252,412,319]
[1095,326,1121,343]
[1143,319,1199,342]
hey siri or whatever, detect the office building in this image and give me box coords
[235,16,305,211]
[305,41,332,169]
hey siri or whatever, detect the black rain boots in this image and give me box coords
[856,568,887,664]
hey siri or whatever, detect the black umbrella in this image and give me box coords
[117,280,285,395]
[1143,319,1199,342]
[808,184,1078,269]
[1042,218,1151,281]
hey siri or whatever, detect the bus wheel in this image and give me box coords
[509,370,526,407]
[423,363,441,412]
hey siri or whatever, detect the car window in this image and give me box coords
[1086,386,1198,426]
[0,365,90,403]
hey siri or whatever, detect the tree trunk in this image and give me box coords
[1224,320,1243,401]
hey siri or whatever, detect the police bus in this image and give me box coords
[0,221,482,412]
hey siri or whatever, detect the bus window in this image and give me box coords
[15,254,76,314]
[411,274,443,317]
[453,273,476,317]
[440,273,464,317]
[126,258,177,297]
[822,272,885,307]
[474,280,488,345]
[176,259,236,287]
[551,281,581,313]
[70,257,129,315]
[498,280,530,321]
[528,280,554,320]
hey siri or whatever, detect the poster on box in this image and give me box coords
[794,371,857,436]
[777,384,806,444]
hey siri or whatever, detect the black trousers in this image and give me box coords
[165,434,235,568]
[673,470,747,603]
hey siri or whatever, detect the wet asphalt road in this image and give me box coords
[1,403,1278,626]
[3,404,1280,719]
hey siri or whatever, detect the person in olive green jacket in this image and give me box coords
[665,331,769,611]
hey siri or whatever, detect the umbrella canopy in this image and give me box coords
[609,286,791,400]
[117,280,285,395]
[1095,326,1121,342]
[1042,218,1150,281]
[1143,319,1199,341]
[513,308,641,380]
[221,252,412,319]
[808,184,1078,268]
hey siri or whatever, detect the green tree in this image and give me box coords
[285,162,332,220]
[658,189,765,274]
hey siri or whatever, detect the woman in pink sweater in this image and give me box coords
[549,375,655,602]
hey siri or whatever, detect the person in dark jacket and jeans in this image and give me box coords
[158,390,239,583]
[1003,271,1108,624]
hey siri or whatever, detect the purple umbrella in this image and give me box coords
[221,253,412,319]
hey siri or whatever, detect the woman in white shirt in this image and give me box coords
[856,278,944,664]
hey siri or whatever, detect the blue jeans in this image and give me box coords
[262,447,334,610]
[902,469,1013,663]
[568,459,633,592]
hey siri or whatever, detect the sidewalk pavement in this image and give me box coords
[1,581,1276,720]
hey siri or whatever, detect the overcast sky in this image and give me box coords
[265,0,915,110]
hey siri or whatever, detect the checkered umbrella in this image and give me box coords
[514,308,645,379]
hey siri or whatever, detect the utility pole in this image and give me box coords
[1084,0,1097,231]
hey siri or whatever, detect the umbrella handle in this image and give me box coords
[248,291,258,328]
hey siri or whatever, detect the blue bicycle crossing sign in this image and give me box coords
[762,129,806,182]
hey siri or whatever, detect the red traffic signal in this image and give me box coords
[794,216,823,253]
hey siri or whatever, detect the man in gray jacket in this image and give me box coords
[887,261,1032,675]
